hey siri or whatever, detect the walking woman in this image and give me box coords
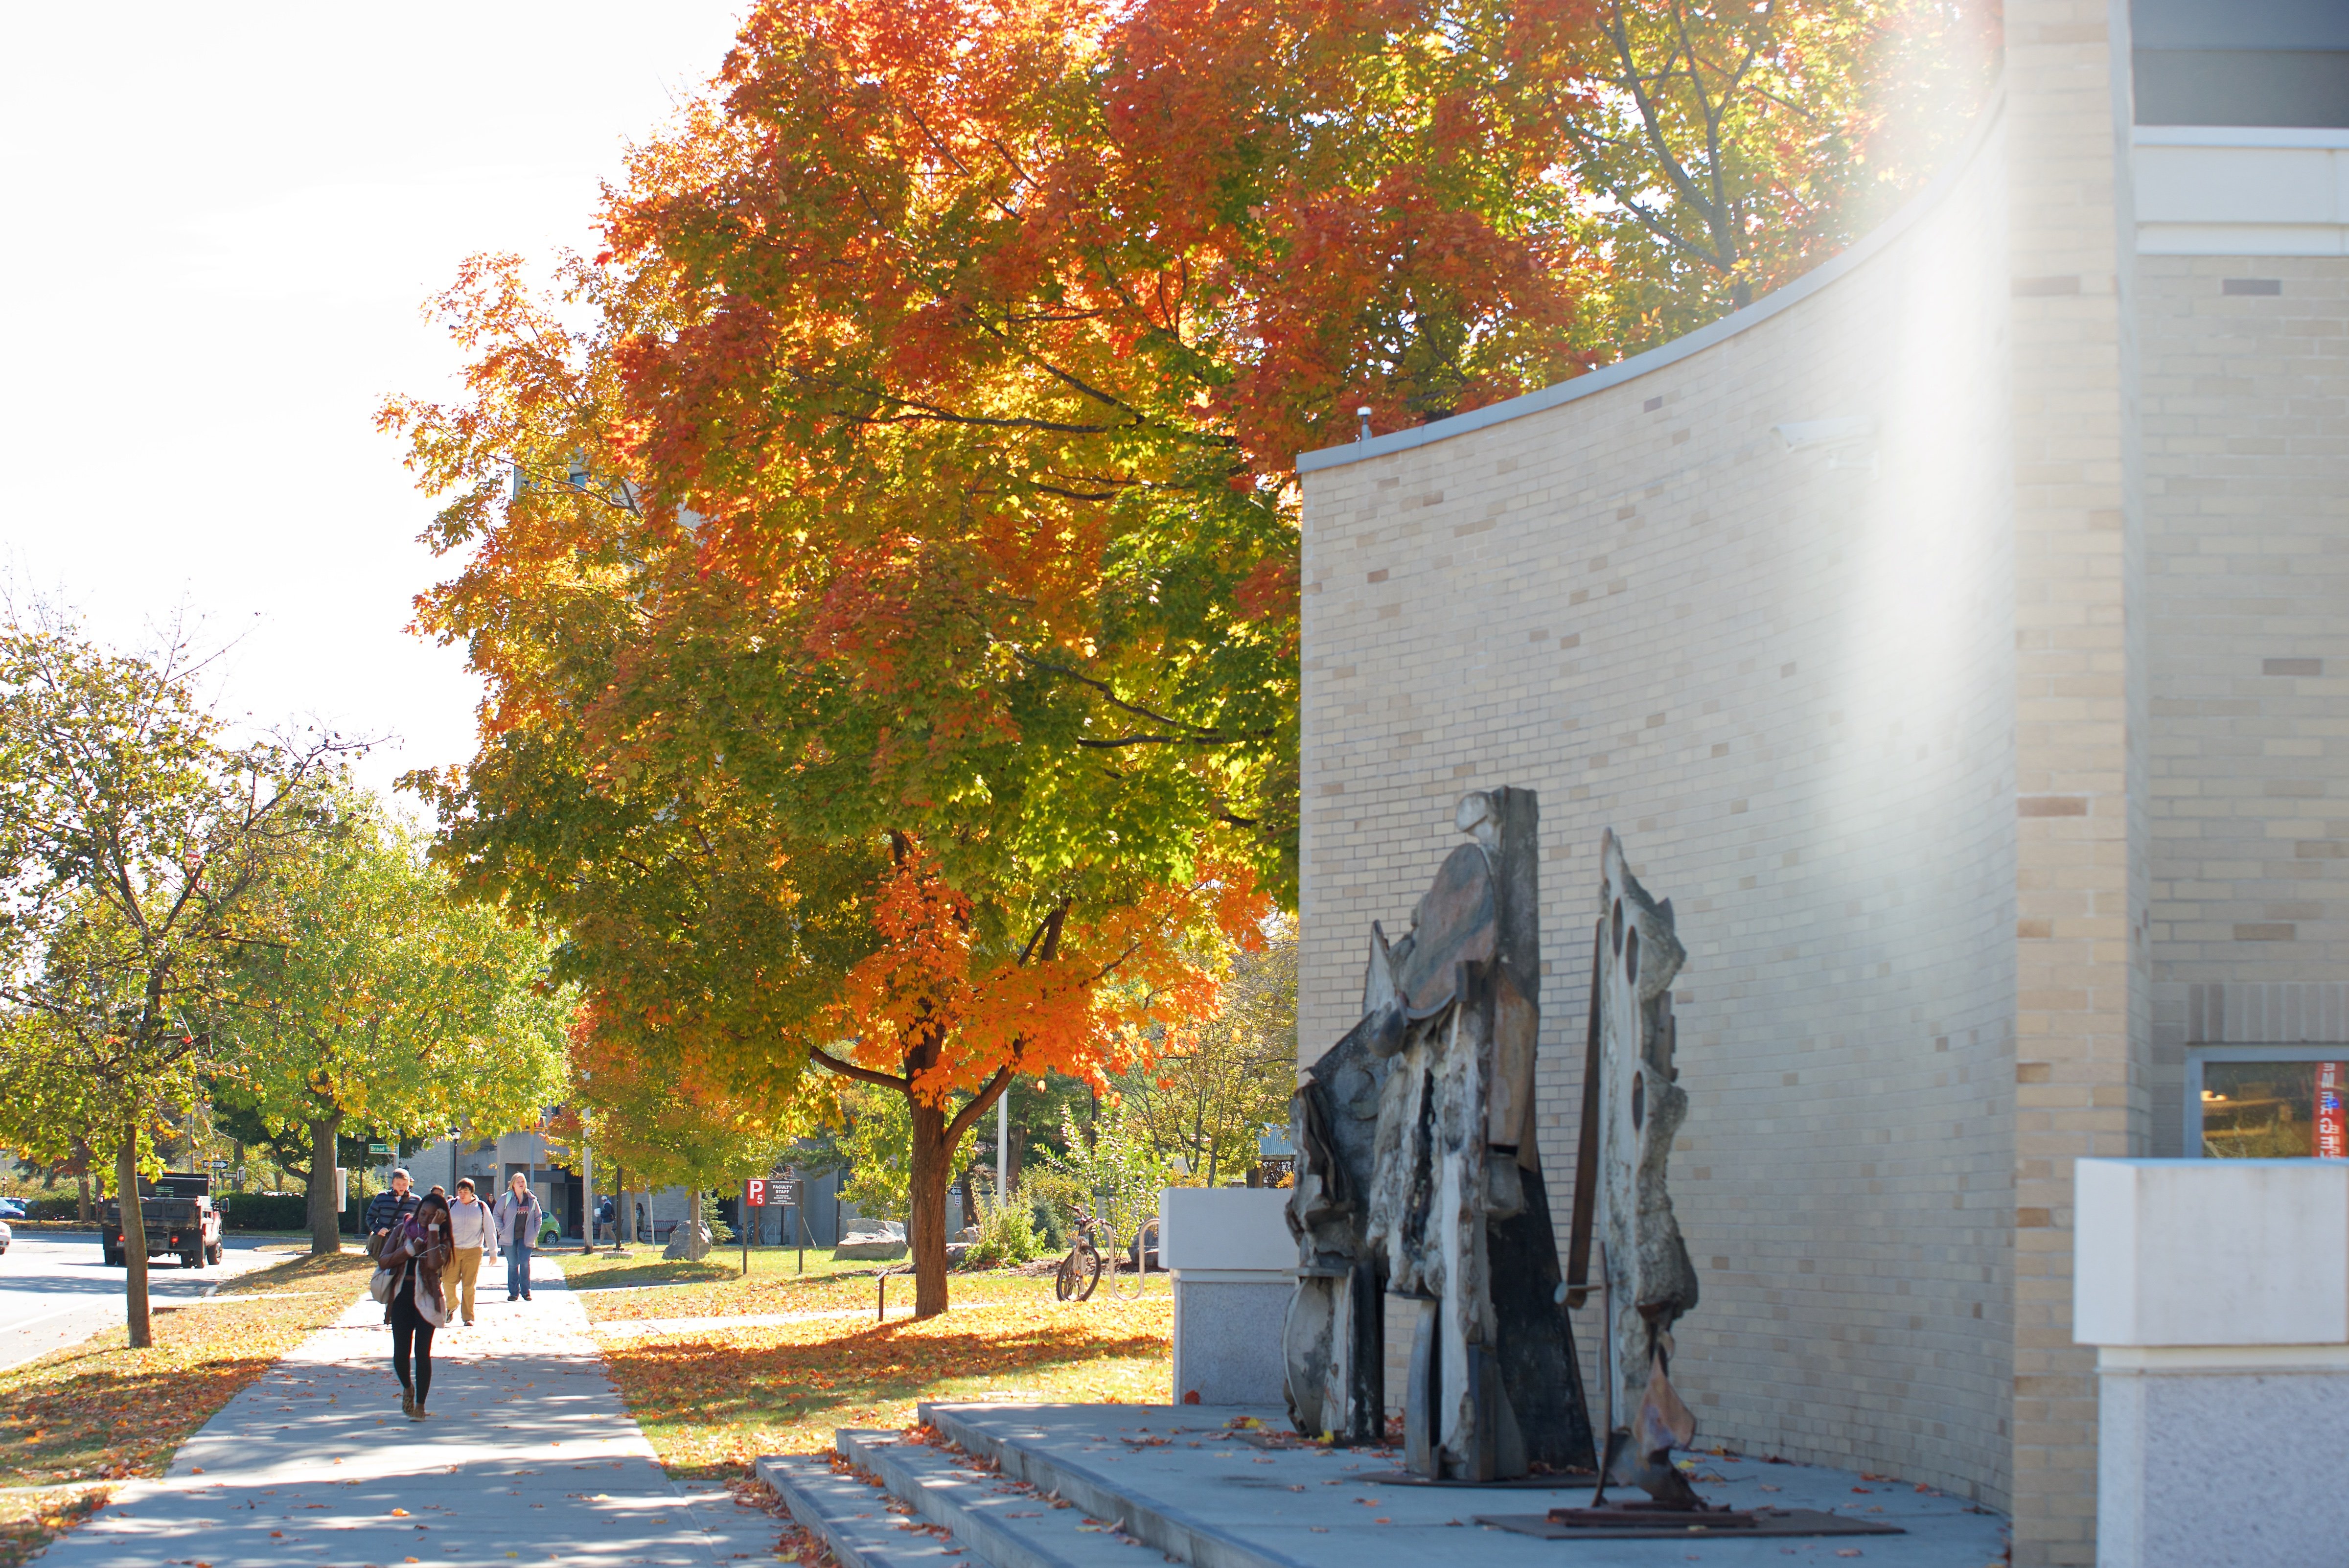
[382,1190,453,1419]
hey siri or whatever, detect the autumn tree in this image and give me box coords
[386,0,1993,1317]
[222,790,571,1254]
[0,606,341,1345]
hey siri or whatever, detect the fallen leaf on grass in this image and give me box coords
[601,1301,1171,1480]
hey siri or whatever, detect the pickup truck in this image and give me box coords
[101,1173,223,1268]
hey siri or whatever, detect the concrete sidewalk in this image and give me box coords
[36,1251,786,1567]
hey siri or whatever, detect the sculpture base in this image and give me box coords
[1356,1467,1595,1488]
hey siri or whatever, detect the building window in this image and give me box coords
[2185,1046,2349,1157]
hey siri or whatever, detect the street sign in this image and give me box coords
[746,1177,802,1208]
[368,1142,392,1156]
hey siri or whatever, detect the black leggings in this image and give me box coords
[391,1304,436,1405]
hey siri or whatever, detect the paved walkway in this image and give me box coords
[38,1252,787,1567]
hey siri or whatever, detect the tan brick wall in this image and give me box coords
[1297,102,2020,1507]
[2000,2,2148,1560]
[2141,255,2349,1138]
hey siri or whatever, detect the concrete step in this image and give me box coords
[919,1404,1308,1568]
[837,1428,1163,1568]
[756,1452,973,1568]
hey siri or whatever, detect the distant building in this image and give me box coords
[1294,4,2348,1565]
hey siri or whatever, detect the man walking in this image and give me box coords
[494,1172,545,1302]
[364,1168,420,1255]
[444,1177,499,1326]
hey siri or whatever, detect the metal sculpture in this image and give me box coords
[1570,828,1703,1509]
[1283,788,1594,1479]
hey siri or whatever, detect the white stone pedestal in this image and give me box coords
[1160,1187,1293,1407]
[2075,1158,2349,1568]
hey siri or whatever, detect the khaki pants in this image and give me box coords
[444,1246,485,1324]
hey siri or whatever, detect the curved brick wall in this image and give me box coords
[1295,103,2019,1503]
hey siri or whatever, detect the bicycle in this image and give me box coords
[1054,1205,1107,1301]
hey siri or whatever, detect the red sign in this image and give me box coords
[2317,1064,2347,1160]
[747,1177,766,1207]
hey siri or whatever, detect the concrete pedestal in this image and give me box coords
[2097,1346,2349,1568]
[1160,1187,1293,1407]
[2076,1159,2349,1568]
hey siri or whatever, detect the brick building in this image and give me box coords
[1292,4,2347,1563]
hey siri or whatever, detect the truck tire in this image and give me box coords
[103,1247,123,1267]
[206,1242,222,1266]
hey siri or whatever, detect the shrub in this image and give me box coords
[964,1201,1042,1268]
[25,1195,81,1222]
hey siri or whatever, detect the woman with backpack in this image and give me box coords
[380,1190,453,1419]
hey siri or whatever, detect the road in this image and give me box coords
[0,1231,304,1372]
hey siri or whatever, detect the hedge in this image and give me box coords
[219,1193,312,1231]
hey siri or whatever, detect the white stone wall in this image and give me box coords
[1296,110,2018,1502]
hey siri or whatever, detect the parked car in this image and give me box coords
[100,1173,222,1268]
[0,1198,24,1220]
[0,1219,11,1254]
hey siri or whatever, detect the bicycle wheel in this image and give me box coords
[1071,1240,1104,1301]
[1055,1246,1085,1301]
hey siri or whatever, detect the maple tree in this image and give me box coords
[220,790,571,1254]
[0,605,342,1347]
[387,0,1993,1318]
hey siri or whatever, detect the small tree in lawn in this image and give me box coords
[1117,916,1297,1187]
[224,789,570,1254]
[0,608,340,1345]
[551,1002,795,1260]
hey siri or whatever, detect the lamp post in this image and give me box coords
[580,1110,595,1254]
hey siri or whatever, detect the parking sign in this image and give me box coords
[747,1177,767,1207]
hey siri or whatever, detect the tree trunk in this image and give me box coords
[116,1131,152,1349]
[75,1172,90,1227]
[306,1114,343,1255]
[908,1097,952,1318]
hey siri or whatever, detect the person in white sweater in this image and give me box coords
[443,1177,500,1327]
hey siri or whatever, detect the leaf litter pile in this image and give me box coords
[601,1297,1172,1478]
[0,1248,373,1566]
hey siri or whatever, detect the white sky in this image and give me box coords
[0,2,751,804]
